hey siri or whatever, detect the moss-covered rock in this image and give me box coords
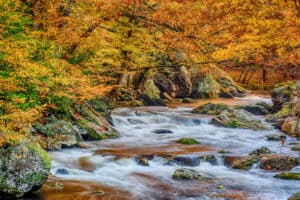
[288,192,300,200]
[0,143,50,198]
[237,102,271,115]
[275,172,300,180]
[138,69,165,106]
[211,108,268,130]
[192,103,229,115]
[172,168,209,180]
[271,81,296,113]
[259,154,298,171]
[231,155,258,170]
[175,138,199,145]
[34,119,82,150]
[191,74,220,99]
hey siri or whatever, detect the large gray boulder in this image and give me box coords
[211,108,268,130]
[0,143,50,198]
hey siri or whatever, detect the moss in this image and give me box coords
[226,120,240,128]
[29,144,51,170]
[192,103,229,115]
[275,172,300,180]
[176,138,199,145]
[275,103,292,117]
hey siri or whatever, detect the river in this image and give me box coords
[49,95,300,200]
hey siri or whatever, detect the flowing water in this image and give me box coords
[50,95,300,200]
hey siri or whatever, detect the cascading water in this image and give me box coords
[50,95,300,200]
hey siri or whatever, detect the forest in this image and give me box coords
[0,0,300,199]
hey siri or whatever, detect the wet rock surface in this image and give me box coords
[211,108,267,130]
[172,168,210,180]
[0,143,50,199]
[258,154,298,171]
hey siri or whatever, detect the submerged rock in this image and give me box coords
[55,168,69,175]
[266,133,286,141]
[172,168,208,180]
[153,129,173,134]
[199,155,218,165]
[258,155,298,171]
[0,143,50,198]
[275,172,300,180]
[211,108,267,130]
[135,156,149,166]
[192,103,229,115]
[173,156,200,167]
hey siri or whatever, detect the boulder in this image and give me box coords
[275,172,300,180]
[191,66,247,99]
[238,102,271,115]
[172,168,209,180]
[191,74,220,99]
[138,70,166,106]
[271,82,296,112]
[281,116,300,137]
[231,155,258,170]
[0,143,50,198]
[258,154,298,171]
[211,108,268,130]
[153,66,192,98]
[34,120,82,150]
[74,104,119,141]
[192,103,229,115]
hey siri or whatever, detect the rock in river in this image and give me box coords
[211,108,268,130]
[0,143,50,199]
[172,168,209,180]
[259,154,298,171]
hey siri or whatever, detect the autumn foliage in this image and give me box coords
[0,0,299,133]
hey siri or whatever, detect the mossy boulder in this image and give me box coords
[74,104,119,141]
[191,74,220,99]
[211,108,268,130]
[191,66,246,99]
[271,81,296,112]
[288,192,300,200]
[176,138,199,145]
[0,143,50,198]
[138,70,166,106]
[172,168,209,180]
[237,102,271,115]
[192,103,229,115]
[231,155,258,170]
[275,172,300,180]
[34,119,82,150]
[259,154,298,171]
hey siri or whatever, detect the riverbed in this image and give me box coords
[49,95,300,200]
